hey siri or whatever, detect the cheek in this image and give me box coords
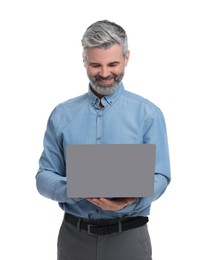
[87,68,99,77]
[112,67,124,76]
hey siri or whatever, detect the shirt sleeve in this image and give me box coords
[117,107,171,215]
[137,107,171,211]
[35,108,82,204]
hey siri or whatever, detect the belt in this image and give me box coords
[64,213,148,235]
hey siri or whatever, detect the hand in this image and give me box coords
[86,197,137,211]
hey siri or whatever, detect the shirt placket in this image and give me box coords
[96,111,103,144]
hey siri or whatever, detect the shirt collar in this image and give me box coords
[88,82,125,108]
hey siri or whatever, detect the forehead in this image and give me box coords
[85,44,124,63]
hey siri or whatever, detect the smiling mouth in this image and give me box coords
[97,78,114,86]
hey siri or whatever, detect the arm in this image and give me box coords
[134,107,171,211]
[35,108,82,204]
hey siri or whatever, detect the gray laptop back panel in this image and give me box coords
[66,144,156,198]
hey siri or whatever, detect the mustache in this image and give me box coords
[94,75,115,81]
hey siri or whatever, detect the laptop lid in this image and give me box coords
[66,144,156,198]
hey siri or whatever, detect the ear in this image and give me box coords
[125,50,130,66]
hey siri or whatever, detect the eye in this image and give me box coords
[90,63,100,68]
[109,63,119,67]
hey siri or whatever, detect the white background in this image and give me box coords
[1,0,204,259]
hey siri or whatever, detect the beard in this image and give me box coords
[89,73,124,96]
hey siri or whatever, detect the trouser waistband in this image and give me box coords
[64,213,148,235]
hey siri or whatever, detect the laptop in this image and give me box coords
[66,144,156,198]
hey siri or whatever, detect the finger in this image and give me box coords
[87,198,102,207]
[86,198,100,202]
[121,197,135,202]
[99,198,116,206]
[126,198,137,203]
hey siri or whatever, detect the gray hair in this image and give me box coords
[81,20,128,58]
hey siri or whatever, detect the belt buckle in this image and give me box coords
[87,224,96,235]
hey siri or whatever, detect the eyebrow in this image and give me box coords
[89,61,120,66]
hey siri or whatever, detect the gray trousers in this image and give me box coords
[57,217,152,260]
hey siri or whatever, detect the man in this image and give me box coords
[36,20,171,260]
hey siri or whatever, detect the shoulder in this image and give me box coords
[122,90,161,114]
[47,93,88,131]
[52,93,88,114]
[59,92,88,108]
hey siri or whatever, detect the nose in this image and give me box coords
[98,66,110,78]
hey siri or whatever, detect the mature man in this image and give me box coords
[36,20,171,260]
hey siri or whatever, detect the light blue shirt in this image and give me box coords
[36,83,171,220]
